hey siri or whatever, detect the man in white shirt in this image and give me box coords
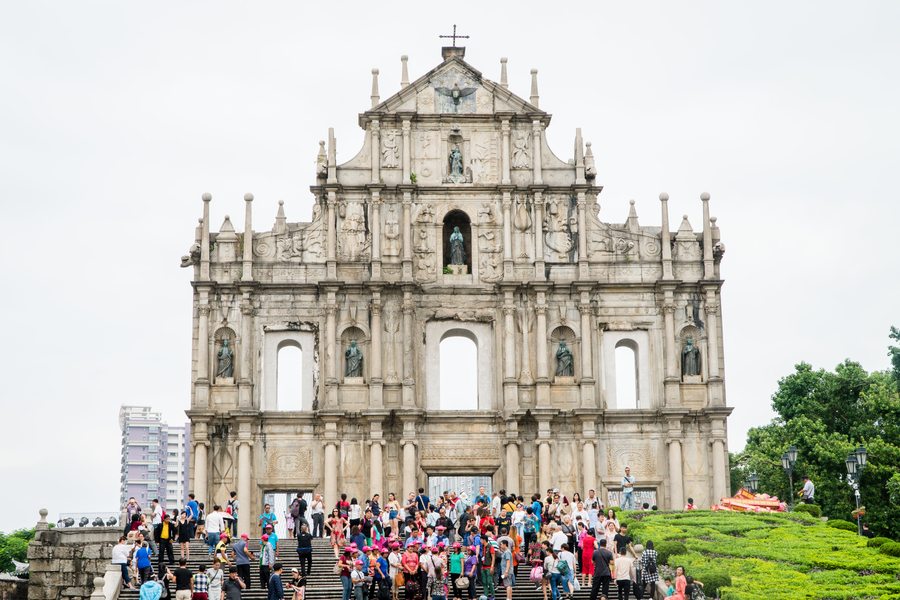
[621,466,636,510]
[558,544,577,597]
[549,524,568,552]
[801,476,816,504]
[111,536,135,590]
[491,492,502,518]
[205,504,226,557]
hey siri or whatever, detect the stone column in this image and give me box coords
[325,299,338,408]
[324,442,338,508]
[535,302,548,381]
[576,192,587,263]
[579,301,592,379]
[505,441,520,492]
[503,302,516,381]
[500,119,511,185]
[538,439,551,494]
[401,119,411,183]
[582,441,597,497]
[705,300,721,380]
[701,193,714,279]
[370,441,384,500]
[533,191,545,279]
[371,192,382,262]
[401,192,412,280]
[197,302,210,382]
[663,301,678,380]
[401,292,415,407]
[200,193,211,280]
[667,439,684,510]
[402,441,417,496]
[326,192,337,279]
[370,294,382,382]
[660,193,673,280]
[239,300,252,382]
[532,120,543,185]
[712,438,727,504]
[242,193,253,281]
[370,120,380,184]
[502,192,512,262]
[193,441,208,502]
[237,440,252,537]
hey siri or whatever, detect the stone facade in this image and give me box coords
[184,47,732,536]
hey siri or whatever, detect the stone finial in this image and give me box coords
[219,215,236,235]
[400,55,409,88]
[371,68,380,108]
[273,200,286,234]
[202,192,212,202]
[574,128,585,185]
[36,508,49,531]
[584,141,596,179]
[676,214,695,238]
[626,199,640,232]
[90,577,106,599]
[659,192,669,202]
[701,192,710,202]
[529,69,539,108]
[327,128,337,184]
[500,57,509,88]
[244,193,254,202]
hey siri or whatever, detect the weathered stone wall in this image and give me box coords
[0,580,28,600]
[27,527,118,600]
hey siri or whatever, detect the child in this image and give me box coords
[288,567,306,600]
[664,577,675,597]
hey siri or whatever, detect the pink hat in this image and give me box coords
[362,546,371,552]
[452,542,462,549]
[468,546,477,552]
[354,560,363,565]
[344,548,353,554]
[436,525,446,530]
[436,542,446,548]
[390,542,401,549]
[265,524,273,529]
[240,533,249,540]
[349,543,358,549]
[261,534,269,541]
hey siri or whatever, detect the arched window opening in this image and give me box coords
[615,342,638,409]
[439,334,477,410]
[442,210,472,271]
[276,344,303,411]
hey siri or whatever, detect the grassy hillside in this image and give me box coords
[624,510,900,599]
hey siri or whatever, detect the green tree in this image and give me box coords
[733,334,900,539]
[0,528,34,574]
[889,326,900,385]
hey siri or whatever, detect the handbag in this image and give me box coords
[454,576,469,589]
[333,561,342,575]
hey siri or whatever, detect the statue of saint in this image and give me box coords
[449,226,466,265]
[555,341,574,377]
[449,144,464,178]
[216,339,234,379]
[345,340,364,377]
[682,337,701,377]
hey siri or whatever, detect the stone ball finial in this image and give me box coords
[700,192,710,201]
[710,216,717,224]
[659,192,669,201]
[683,214,689,220]
[39,508,48,520]
[530,68,538,75]
[224,214,230,220]
[93,577,105,592]
[244,193,254,202]
[401,54,408,61]
[278,200,284,206]
[198,218,203,224]
[202,192,212,201]
[629,199,635,205]
[372,68,379,75]
[501,57,508,63]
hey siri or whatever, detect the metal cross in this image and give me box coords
[439,24,469,47]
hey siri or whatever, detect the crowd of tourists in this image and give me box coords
[112,472,712,600]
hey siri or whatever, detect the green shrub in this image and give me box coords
[793,504,822,518]
[868,536,893,548]
[655,541,688,565]
[879,542,900,557]
[826,519,857,532]
[696,571,732,597]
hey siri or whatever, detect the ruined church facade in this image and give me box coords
[184,47,731,535]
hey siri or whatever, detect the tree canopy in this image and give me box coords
[732,329,900,539]
[0,528,33,574]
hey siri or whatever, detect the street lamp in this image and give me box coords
[782,449,797,507]
[746,473,759,493]
[846,447,867,536]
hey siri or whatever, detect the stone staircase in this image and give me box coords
[120,538,628,599]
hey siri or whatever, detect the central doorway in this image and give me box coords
[428,475,493,505]
[262,490,313,539]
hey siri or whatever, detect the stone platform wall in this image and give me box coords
[27,524,118,600]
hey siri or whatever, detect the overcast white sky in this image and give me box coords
[1,1,898,532]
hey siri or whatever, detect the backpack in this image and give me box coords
[645,552,657,576]
[290,499,301,518]
[557,558,570,576]
[529,564,544,583]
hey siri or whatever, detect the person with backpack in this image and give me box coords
[227,491,239,537]
[589,538,615,600]
[156,509,175,573]
[290,493,308,537]
[637,540,659,598]
[558,543,577,599]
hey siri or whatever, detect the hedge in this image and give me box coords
[826,519,857,532]
[868,536,893,548]
[879,542,900,557]
[654,541,688,565]
[792,504,822,518]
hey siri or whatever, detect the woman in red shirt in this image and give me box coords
[325,508,347,558]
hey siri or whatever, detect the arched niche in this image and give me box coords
[601,330,652,409]
[339,325,368,382]
[213,327,237,383]
[549,325,577,381]
[679,324,704,381]
[442,209,472,271]
[425,321,494,411]
[261,330,317,411]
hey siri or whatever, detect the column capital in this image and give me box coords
[198,305,211,316]
[665,438,683,447]
[705,302,720,315]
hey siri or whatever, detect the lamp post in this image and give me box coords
[846,446,867,536]
[746,473,759,494]
[782,445,798,507]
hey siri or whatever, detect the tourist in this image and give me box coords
[232,532,255,588]
[580,525,596,589]
[621,467,636,511]
[177,511,192,560]
[204,505,226,557]
[684,575,705,599]
[222,567,246,600]
[388,542,402,600]
[150,499,164,543]
[135,541,153,583]
[296,522,313,576]
[310,494,326,538]
[157,510,176,572]
[544,547,562,600]
[327,508,348,558]
[463,546,478,600]
[684,498,697,511]
[192,564,210,600]
[268,563,285,600]
[614,547,635,600]
[664,566,687,600]
[663,577,675,597]
[208,559,225,600]
[196,502,207,541]
[285,507,295,540]
[549,523,568,552]
[372,547,390,600]
[215,532,232,566]
[800,475,816,504]
[167,558,193,600]
[426,550,447,600]
[589,538,614,600]
[112,535,136,590]
[337,493,351,520]
[614,523,634,557]
[289,567,306,600]
[385,493,401,537]
[350,559,367,600]
[186,494,200,538]
[227,491,239,537]
[259,534,276,589]
[558,543,577,598]
[637,540,659,597]
[259,503,278,535]
[265,523,280,558]
[290,493,308,537]
[139,577,163,600]
[416,488,431,513]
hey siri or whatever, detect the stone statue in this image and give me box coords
[682,337,701,377]
[555,341,574,377]
[512,132,530,169]
[216,339,234,379]
[449,145,464,179]
[449,226,466,265]
[381,130,399,168]
[345,340,364,377]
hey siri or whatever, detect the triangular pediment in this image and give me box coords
[364,56,546,120]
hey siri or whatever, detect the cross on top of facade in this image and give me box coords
[439,24,469,47]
